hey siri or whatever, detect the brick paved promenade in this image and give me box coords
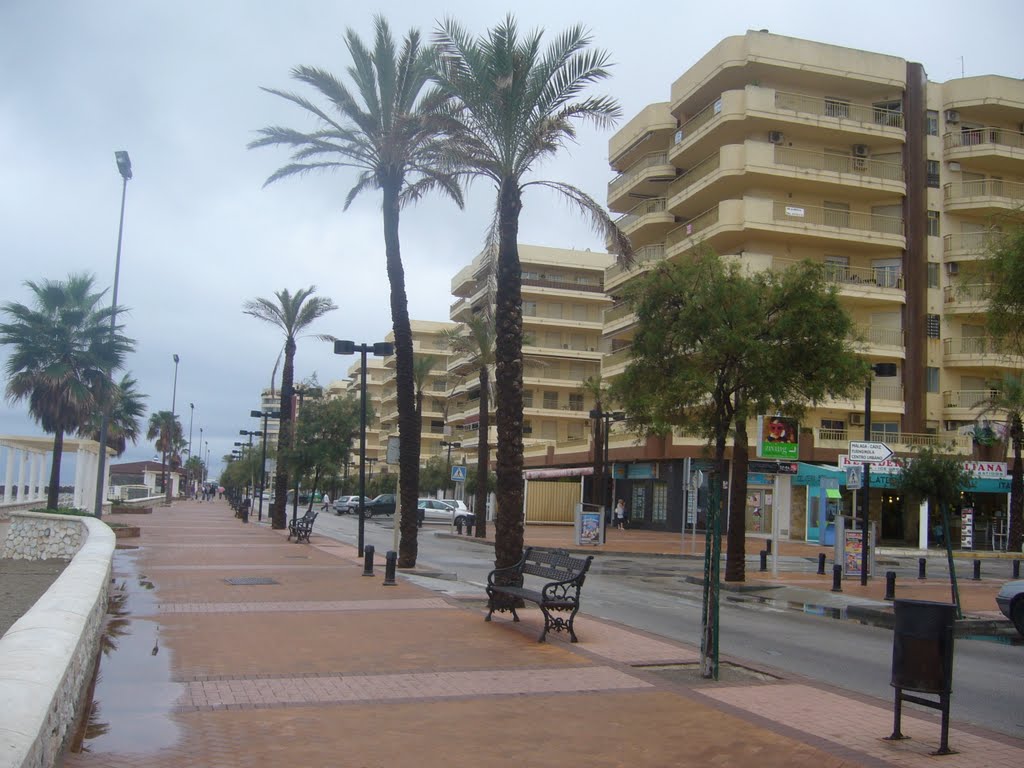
[62,500,1023,767]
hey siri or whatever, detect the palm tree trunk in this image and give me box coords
[272,337,295,529]
[474,366,489,539]
[590,410,604,506]
[725,416,749,582]
[1010,414,1023,552]
[382,177,421,569]
[47,428,64,509]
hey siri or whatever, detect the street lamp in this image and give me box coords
[93,150,133,518]
[291,385,323,526]
[240,429,261,502]
[186,403,195,498]
[163,354,180,504]
[334,339,393,556]
[251,409,280,522]
[440,440,461,499]
[589,407,625,515]
[859,362,898,586]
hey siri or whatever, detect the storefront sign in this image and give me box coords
[749,460,799,475]
[961,507,974,549]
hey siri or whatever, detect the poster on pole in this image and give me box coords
[961,507,974,549]
[575,503,605,546]
[757,416,799,460]
[844,530,864,577]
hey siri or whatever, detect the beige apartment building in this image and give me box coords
[448,244,613,459]
[547,30,1023,547]
[340,355,388,476]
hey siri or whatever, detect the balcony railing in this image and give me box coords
[943,283,991,305]
[943,336,1010,356]
[606,244,665,281]
[816,428,971,452]
[774,91,904,129]
[861,325,904,348]
[665,205,719,247]
[609,152,671,196]
[603,302,634,325]
[602,345,633,370]
[614,197,668,230]
[667,151,720,198]
[943,389,999,410]
[769,256,904,292]
[674,97,722,144]
[772,201,905,236]
[944,128,1024,151]
[521,276,604,294]
[774,145,904,182]
[943,231,998,255]
[944,179,1024,203]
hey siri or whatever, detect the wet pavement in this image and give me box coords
[56,499,1024,767]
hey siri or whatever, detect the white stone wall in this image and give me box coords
[0,512,85,560]
[0,515,114,768]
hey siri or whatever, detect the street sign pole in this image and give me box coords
[861,384,872,586]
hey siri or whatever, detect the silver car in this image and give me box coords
[416,498,473,527]
[996,580,1024,636]
[333,495,370,515]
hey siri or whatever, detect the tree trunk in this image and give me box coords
[382,176,421,569]
[590,409,603,506]
[271,337,295,530]
[1009,414,1023,552]
[493,178,525,570]
[47,428,64,510]
[725,417,749,582]
[474,366,489,539]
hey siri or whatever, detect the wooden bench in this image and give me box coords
[485,547,593,642]
[288,510,317,543]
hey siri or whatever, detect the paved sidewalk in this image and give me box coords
[63,500,1023,767]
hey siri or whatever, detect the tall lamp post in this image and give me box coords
[93,150,133,518]
[440,440,460,499]
[290,385,322,526]
[240,429,261,502]
[334,339,393,557]
[163,354,180,504]
[859,362,898,586]
[251,409,280,522]
[186,403,195,498]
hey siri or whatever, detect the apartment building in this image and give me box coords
[595,30,1023,545]
[449,244,613,457]
[341,355,388,474]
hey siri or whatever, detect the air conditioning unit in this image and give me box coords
[850,413,865,426]
[946,262,960,275]
[852,144,869,157]
[945,109,960,123]
[768,130,785,144]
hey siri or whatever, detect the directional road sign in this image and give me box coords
[450,464,467,482]
[848,440,894,463]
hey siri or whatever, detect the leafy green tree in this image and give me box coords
[894,446,974,617]
[1,274,132,509]
[184,454,206,496]
[433,15,629,569]
[287,394,360,513]
[443,315,496,537]
[146,410,183,498]
[980,374,1024,551]
[243,287,336,529]
[419,455,449,495]
[79,374,146,457]
[251,17,463,566]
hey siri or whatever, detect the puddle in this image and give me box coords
[69,548,183,755]
[726,593,847,620]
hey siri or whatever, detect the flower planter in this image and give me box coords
[110,505,153,515]
[112,525,141,539]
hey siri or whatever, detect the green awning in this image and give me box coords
[825,488,843,499]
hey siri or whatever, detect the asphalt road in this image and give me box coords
[312,512,1024,738]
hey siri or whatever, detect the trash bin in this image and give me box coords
[891,599,955,695]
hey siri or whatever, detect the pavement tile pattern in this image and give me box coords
[60,500,1020,768]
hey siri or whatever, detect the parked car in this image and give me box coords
[333,495,370,515]
[996,580,1024,636]
[416,498,474,528]
[363,493,397,518]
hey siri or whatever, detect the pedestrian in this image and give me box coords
[322,492,331,513]
[614,498,627,530]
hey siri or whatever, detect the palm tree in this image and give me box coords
[433,16,630,568]
[146,410,183,498]
[80,374,146,457]
[981,374,1024,551]
[412,354,441,421]
[243,287,336,529]
[250,16,463,566]
[1,274,131,509]
[442,315,496,538]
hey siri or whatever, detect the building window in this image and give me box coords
[927,210,940,237]
[927,263,939,288]
[653,482,668,522]
[871,422,900,440]
[825,97,850,119]
[926,160,940,188]
[926,367,940,393]
[522,391,533,408]
[926,314,940,338]
[523,301,537,317]
[568,393,584,411]
[543,391,559,410]
[821,418,846,433]
[926,110,939,136]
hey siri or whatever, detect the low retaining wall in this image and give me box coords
[1,511,86,560]
[0,513,115,768]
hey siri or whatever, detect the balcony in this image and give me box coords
[608,152,676,211]
[774,145,904,184]
[613,198,675,247]
[521,275,605,295]
[943,179,1024,216]
[769,256,905,304]
[944,128,1024,172]
[813,428,971,455]
[943,231,999,260]
[943,283,990,313]
[664,205,720,253]
[774,91,904,130]
[771,200,904,246]
[858,325,905,357]
[605,244,666,292]
[602,302,637,336]
[943,336,1022,369]
[943,389,1000,421]
[601,345,634,378]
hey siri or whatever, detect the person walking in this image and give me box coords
[614,498,627,530]
[321,492,331,513]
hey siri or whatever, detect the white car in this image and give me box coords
[333,495,370,515]
[996,580,1024,636]
[416,498,473,527]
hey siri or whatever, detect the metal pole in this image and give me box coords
[358,345,368,557]
[166,354,179,504]
[258,415,269,522]
[604,413,612,514]
[187,404,194,498]
[861,382,872,586]
[93,165,130,518]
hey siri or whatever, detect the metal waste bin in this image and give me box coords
[888,599,956,754]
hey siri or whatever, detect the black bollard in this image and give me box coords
[766,539,772,555]
[759,550,768,572]
[362,545,375,577]
[918,557,927,580]
[972,559,981,581]
[1013,559,1021,579]
[817,553,826,575]
[831,564,843,593]
[383,550,397,586]
[884,570,896,601]
[454,518,463,535]
[465,519,474,536]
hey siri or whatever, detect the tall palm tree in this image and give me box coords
[1,274,131,509]
[982,374,1024,551]
[412,354,441,421]
[443,315,496,538]
[80,374,146,457]
[433,16,630,568]
[243,287,336,529]
[146,410,183,499]
[250,16,463,566]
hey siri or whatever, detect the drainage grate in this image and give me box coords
[224,577,280,586]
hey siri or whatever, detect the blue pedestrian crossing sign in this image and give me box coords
[451,465,467,482]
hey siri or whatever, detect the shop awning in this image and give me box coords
[825,488,842,499]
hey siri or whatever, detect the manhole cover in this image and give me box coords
[224,577,280,585]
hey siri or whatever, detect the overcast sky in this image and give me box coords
[1,0,1021,479]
